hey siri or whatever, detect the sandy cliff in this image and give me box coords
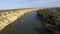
[0,8,39,31]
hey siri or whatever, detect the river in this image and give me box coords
[0,11,50,34]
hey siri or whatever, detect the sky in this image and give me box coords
[0,0,60,9]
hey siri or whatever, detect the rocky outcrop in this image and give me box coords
[36,8,60,34]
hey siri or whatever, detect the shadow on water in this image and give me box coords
[34,12,50,34]
[33,26,50,34]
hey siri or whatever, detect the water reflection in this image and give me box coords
[34,27,50,34]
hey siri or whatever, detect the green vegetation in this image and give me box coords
[36,8,60,34]
[37,8,60,25]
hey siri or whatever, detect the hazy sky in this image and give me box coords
[0,0,60,9]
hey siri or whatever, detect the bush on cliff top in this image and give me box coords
[36,8,60,25]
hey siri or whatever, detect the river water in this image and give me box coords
[4,11,50,34]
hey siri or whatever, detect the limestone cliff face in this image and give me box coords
[0,8,39,31]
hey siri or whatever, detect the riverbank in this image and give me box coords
[36,8,60,34]
[0,11,50,34]
[0,8,39,31]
